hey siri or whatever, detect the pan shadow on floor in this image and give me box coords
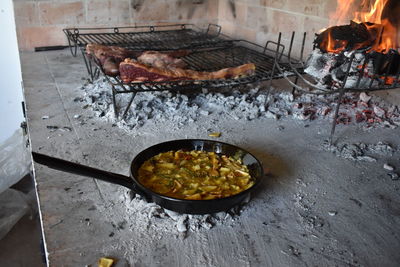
[245,146,294,199]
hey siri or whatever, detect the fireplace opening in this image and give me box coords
[317,0,399,54]
[266,0,400,142]
[272,0,400,95]
[302,0,400,89]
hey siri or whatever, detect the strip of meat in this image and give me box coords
[119,58,256,83]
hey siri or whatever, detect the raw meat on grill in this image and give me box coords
[86,44,190,76]
[102,58,120,76]
[119,58,256,83]
[138,51,187,69]
[85,43,256,83]
[86,43,135,65]
[86,44,138,76]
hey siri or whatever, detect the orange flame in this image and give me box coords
[353,0,389,24]
[321,30,348,53]
[326,0,398,54]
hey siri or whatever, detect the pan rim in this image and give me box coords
[129,138,264,203]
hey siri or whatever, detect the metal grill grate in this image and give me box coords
[270,31,400,143]
[64,24,234,55]
[85,39,291,119]
[64,24,294,119]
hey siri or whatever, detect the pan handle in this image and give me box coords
[32,152,141,193]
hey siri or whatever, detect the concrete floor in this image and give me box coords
[22,49,400,266]
[0,175,44,267]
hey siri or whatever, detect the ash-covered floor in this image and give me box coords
[22,49,400,266]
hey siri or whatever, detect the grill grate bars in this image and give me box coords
[66,24,294,119]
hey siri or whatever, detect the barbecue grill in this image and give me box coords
[64,24,232,56]
[64,23,293,119]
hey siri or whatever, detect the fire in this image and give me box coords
[353,0,388,24]
[323,0,398,54]
[369,18,397,52]
[320,30,348,53]
[330,0,389,25]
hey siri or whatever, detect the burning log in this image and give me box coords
[369,49,400,75]
[304,0,400,90]
[306,20,399,89]
[315,21,376,53]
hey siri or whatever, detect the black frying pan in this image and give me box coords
[32,139,264,214]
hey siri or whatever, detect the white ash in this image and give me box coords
[78,79,400,131]
[304,49,382,89]
[359,92,371,103]
[119,188,242,234]
[322,141,396,162]
[383,163,394,171]
[388,172,399,180]
[293,180,326,231]
[328,211,337,216]
[304,50,337,88]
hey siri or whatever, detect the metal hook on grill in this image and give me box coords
[150,26,155,32]
[264,41,285,61]
[206,24,222,36]
[114,27,119,34]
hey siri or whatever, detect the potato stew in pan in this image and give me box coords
[138,150,255,200]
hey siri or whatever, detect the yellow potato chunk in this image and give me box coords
[138,150,254,200]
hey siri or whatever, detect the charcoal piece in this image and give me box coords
[315,21,374,53]
[370,50,400,75]
[335,67,346,81]
[322,74,333,86]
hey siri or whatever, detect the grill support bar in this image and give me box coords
[272,31,400,143]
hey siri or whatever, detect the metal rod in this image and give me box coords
[121,92,136,120]
[355,53,370,88]
[394,59,400,87]
[299,32,306,62]
[80,48,92,78]
[287,31,298,96]
[329,53,355,144]
[383,52,395,86]
[287,31,295,60]
[329,89,345,145]
[266,32,282,102]
[112,85,118,118]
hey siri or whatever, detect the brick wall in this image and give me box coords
[13,0,219,50]
[217,0,341,57]
[14,0,343,53]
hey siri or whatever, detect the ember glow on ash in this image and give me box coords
[322,0,399,54]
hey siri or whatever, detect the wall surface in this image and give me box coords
[217,0,339,57]
[1,0,24,143]
[0,0,30,191]
[13,0,219,50]
[10,0,357,53]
